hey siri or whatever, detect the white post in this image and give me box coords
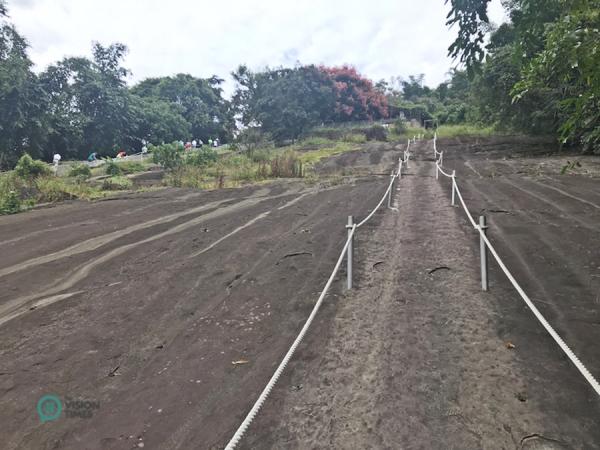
[451,170,456,206]
[479,215,488,291]
[435,163,439,180]
[387,171,394,208]
[346,216,354,290]
[398,160,402,180]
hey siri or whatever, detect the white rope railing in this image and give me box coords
[224,145,406,449]
[224,224,357,449]
[356,170,398,228]
[434,139,600,398]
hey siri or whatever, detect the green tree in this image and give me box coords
[40,43,132,159]
[0,5,47,168]
[514,2,600,152]
[131,74,233,143]
[232,65,337,142]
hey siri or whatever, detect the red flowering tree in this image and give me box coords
[319,65,389,122]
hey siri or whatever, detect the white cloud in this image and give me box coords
[7,0,507,95]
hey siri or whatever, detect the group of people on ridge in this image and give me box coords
[51,136,221,171]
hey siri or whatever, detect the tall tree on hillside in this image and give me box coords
[320,65,389,121]
[447,0,599,152]
[514,2,600,152]
[40,43,132,158]
[232,65,337,141]
[132,74,233,142]
[0,3,47,168]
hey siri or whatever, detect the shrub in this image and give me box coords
[248,149,272,163]
[104,159,122,176]
[393,119,407,135]
[342,133,367,143]
[187,147,218,166]
[152,142,183,169]
[270,151,303,178]
[0,190,21,214]
[14,154,51,179]
[236,127,272,153]
[102,176,133,190]
[34,177,76,202]
[364,125,388,141]
[117,161,146,174]
[69,163,92,179]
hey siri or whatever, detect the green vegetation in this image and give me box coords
[0,154,130,215]
[434,125,495,139]
[187,147,218,166]
[104,159,123,176]
[296,141,358,166]
[14,154,51,179]
[445,0,600,153]
[116,161,148,174]
[159,133,361,190]
[152,143,183,170]
[68,163,92,179]
[232,65,387,143]
[102,176,133,190]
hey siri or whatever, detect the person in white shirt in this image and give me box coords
[52,153,61,173]
[192,139,197,149]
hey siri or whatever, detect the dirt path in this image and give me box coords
[242,142,600,449]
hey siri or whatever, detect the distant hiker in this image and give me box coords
[208,138,213,147]
[192,139,197,149]
[87,152,98,162]
[52,153,61,173]
[213,138,219,147]
[185,142,192,151]
[198,139,203,148]
[116,150,126,159]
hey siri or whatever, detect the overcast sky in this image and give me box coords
[7,0,506,94]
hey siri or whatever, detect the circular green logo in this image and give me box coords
[37,394,62,423]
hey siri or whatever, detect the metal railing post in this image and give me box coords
[479,215,489,291]
[346,216,354,290]
[387,172,394,208]
[398,160,402,180]
[435,163,439,180]
[451,170,456,206]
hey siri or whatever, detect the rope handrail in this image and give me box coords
[475,221,600,397]
[436,139,600,398]
[356,174,396,228]
[224,146,406,448]
[436,162,453,178]
[224,224,357,449]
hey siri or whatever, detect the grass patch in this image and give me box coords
[164,149,305,189]
[435,124,495,138]
[297,141,358,165]
[389,126,430,141]
[0,167,117,215]
[102,176,133,191]
[35,177,106,202]
[388,124,496,142]
[116,161,149,174]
